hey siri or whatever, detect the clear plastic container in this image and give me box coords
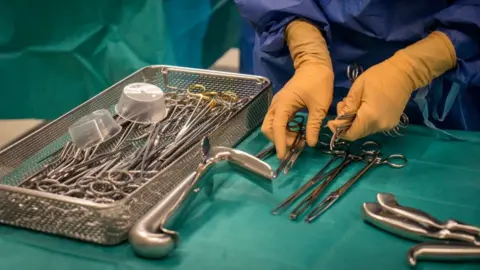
[115,83,167,124]
[68,109,122,149]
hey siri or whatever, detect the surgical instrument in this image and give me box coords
[362,202,479,245]
[274,115,306,177]
[256,144,276,160]
[377,193,480,237]
[289,154,355,220]
[362,192,480,266]
[16,83,252,203]
[329,64,410,150]
[129,137,274,259]
[408,244,480,266]
[306,152,407,222]
[290,140,381,220]
[271,150,345,215]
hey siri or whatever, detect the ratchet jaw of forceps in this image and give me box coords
[129,137,275,259]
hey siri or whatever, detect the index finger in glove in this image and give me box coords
[261,105,277,143]
[337,105,372,141]
[272,105,296,160]
[327,79,365,137]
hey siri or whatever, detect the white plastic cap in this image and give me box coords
[115,83,168,124]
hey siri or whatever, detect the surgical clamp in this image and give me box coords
[289,154,355,220]
[274,115,306,177]
[287,140,378,220]
[271,151,345,215]
[306,149,407,222]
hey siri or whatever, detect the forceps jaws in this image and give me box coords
[283,137,306,175]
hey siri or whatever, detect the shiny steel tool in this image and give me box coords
[0,65,272,246]
[377,193,480,237]
[362,192,480,266]
[271,149,345,215]
[307,151,407,222]
[274,115,306,177]
[408,243,480,266]
[129,137,274,259]
[362,202,479,245]
[17,86,250,203]
[256,144,275,160]
[289,153,355,220]
[329,64,410,150]
[277,140,380,220]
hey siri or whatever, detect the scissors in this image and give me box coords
[274,114,306,177]
[306,145,407,222]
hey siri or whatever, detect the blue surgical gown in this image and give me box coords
[234,0,480,134]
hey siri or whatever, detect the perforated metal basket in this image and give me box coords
[0,65,272,245]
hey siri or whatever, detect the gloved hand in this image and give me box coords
[262,19,334,159]
[328,31,457,141]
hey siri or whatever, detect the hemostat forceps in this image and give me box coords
[271,150,345,215]
[270,134,350,215]
[306,149,407,222]
[274,114,306,177]
[329,64,410,150]
[288,140,376,220]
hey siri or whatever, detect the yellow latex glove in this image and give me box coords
[328,31,457,141]
[262,19,334,159]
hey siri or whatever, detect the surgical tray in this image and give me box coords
[0,65,272,245]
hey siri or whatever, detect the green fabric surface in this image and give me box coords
[0,0,240,120]
[1,125,480,270]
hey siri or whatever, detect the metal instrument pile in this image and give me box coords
[17,84,252,204]
[268,135,407,223]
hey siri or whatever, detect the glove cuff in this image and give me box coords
[391,31,457,92]
[285,19,333,72]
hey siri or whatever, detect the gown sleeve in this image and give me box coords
[435,0,480,87]
[233,0,329,55]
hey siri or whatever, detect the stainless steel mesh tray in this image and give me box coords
[0,65,272,245]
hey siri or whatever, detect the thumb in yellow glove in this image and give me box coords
[262,19,334,159]
[327,31,457,141]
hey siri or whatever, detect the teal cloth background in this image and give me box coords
[0,125,479,270]
[0,0,240,119]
